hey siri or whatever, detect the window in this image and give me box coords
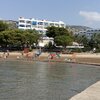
[44,22,48,27]
[55,24,59,27]
[50,23,54,26]
[38,22,43,25]
[32,21,37,25]
[26,25,31,27]
[60,24,64,27]
[19,24,25,27]
[87,30,90,32]
[26,21,31,24]
[38,26,43,28]
[19,20,25,23]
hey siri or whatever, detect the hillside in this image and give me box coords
[66,25,92,33]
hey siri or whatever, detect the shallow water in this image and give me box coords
[0,60,100,100]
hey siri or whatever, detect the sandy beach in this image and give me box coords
[0,52,100,65]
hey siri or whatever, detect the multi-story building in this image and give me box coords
[75,29,100,38]
[18,17,65,34]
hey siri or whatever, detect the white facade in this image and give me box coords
[38,37,54,47]
[75,29,100,37]
[18,17,65,34]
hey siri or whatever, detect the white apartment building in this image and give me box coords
[75,29,100,38]
[18,17,65,34]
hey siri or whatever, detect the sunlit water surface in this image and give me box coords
[0,60,100,100]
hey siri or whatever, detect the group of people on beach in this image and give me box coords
[0,48,76,62]
[0,50,9,59]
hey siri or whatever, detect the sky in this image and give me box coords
[0,0,100,28]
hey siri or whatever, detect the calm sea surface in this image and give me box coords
[0,60,100,100]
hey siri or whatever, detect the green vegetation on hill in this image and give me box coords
[66,25,92,33]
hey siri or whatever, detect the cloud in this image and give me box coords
[79,11,100,21]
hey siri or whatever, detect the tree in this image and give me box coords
[54,35,73,49]
[89,33,100,52]
[74,34,89,45]
[46,26,72,38]
[7,22,17,30]
[74,34,90,51]
[46,26,58,38]
[46,26,73,48]
[0,29,40,50]
[0,21,8,32]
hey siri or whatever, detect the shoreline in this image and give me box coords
[0,52,100,65]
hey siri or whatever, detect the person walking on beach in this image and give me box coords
[6,50,9,58]
[34,48,42,60]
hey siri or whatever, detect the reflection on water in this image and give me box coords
[0,60,100,100]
